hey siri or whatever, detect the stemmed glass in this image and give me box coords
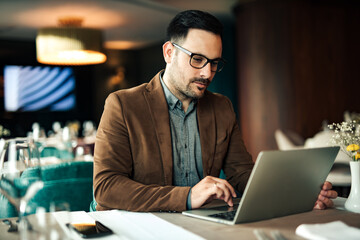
[0,137,44,231]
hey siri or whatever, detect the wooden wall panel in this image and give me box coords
[235,0,360,158]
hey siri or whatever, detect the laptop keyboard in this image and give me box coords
[208,210,237,221]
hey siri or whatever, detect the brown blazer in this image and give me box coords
[93,71,254,212]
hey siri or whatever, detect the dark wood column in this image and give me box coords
[235,0,360,158]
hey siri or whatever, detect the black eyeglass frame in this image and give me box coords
[172,43,226,73]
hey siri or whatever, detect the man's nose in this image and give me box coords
[200,62,213,79]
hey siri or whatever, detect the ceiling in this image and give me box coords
[0,0,240,50]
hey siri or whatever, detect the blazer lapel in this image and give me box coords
[144,71,173,185]
[197,92,216,177]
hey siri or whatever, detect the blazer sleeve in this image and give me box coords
[221,97,254,193]
[93,92,190,212]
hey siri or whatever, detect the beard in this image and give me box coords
[181,77,210,100]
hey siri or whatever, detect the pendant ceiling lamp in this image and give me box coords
[36,17,107,65]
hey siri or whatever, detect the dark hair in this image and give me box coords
[166,10,223,43]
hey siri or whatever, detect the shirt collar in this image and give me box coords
[159,72,198,112]
[160,72,182,110]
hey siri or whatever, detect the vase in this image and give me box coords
[345,161,360,213]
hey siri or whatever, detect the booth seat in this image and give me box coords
[41,146,74,161]
[0,161,93,218]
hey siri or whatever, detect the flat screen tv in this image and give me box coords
[3,65,76,112]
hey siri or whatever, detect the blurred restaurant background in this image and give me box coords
[0,0,359,159]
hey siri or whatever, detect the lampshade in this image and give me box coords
[36,19,107,65]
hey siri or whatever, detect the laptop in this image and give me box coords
[182,147,340,225]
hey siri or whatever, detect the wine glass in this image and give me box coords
[0,137,44,231]
[20,201,72,240]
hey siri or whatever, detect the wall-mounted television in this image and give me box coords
[3,65,76,112]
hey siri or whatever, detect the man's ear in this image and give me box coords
[163,41,174,64]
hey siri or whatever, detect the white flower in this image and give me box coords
[328,119,360,160]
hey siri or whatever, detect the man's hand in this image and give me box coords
[190,176,237,209]
[314,181,338,209]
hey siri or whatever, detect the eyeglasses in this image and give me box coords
[172,43,225,73]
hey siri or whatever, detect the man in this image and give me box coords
[93,10,336,212]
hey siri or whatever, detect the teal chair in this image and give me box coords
[41,146,74,161]
[0,194,18,219]
[0,161,93,218]
[89,191,97,212]
[219,169,226,179]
